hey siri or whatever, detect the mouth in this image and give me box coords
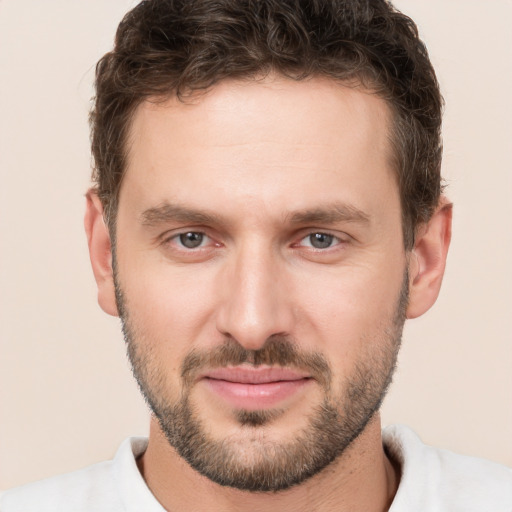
[199,365,313,410]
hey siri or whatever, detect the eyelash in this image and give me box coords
[163,230,347,253]
[296,232,343,250]
[164,231,216,250]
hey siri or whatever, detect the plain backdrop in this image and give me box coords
[0,0,511,490]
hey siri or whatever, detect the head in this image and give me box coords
[85,0,451,493]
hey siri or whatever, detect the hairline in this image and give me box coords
[100,73,419,250]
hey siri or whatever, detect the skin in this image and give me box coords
[85,76,452,511]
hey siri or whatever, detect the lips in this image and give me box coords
[199,365,312,410]
[202,366,310,384]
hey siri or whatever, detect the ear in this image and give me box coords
[406,198,453,319]
[84,190,119,317]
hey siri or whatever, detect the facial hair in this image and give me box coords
[115,271,408,492]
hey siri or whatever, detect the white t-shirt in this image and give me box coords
[1,425,511,511]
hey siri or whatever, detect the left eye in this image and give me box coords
[175,232,208,249]
[300,233,339,249]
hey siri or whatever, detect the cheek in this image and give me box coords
[292,263,405,362]
[116,249,221,362]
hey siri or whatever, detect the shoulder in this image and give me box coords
[384,425,512,512]
[0,437,160,512]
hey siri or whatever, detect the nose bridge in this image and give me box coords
[216,237,293,350]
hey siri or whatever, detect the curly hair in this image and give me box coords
[90,0,443,249]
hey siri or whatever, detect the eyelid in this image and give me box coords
[157,229,222,263]
[294,230,349,247]
[161,229,214,249]
[157,227,350,253]
[300,233,339,249]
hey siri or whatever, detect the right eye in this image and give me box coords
[161,230,222,261]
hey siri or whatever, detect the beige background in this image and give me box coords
[0,0,511,490]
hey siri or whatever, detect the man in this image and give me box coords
[1,0,510,510]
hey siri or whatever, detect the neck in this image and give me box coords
[137,414,399,512]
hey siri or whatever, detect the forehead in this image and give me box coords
[121,76,397,223]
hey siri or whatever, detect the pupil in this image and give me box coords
[180,232,203,248]
[310,233,333,249]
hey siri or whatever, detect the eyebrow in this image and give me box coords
[140,201,371,228]
[140,203,222,227]
[288,203,371,225]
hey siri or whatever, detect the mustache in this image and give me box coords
[181,336,332,389]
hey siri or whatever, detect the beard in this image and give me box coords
[115,271,408,492]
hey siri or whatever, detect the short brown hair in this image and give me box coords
[90,0,443,249]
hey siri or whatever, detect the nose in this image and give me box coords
[215,241,295,350]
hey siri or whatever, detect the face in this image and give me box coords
[113,77,408,491]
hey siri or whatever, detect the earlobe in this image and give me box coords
[406,198,453,319]
[84,190,119,317]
